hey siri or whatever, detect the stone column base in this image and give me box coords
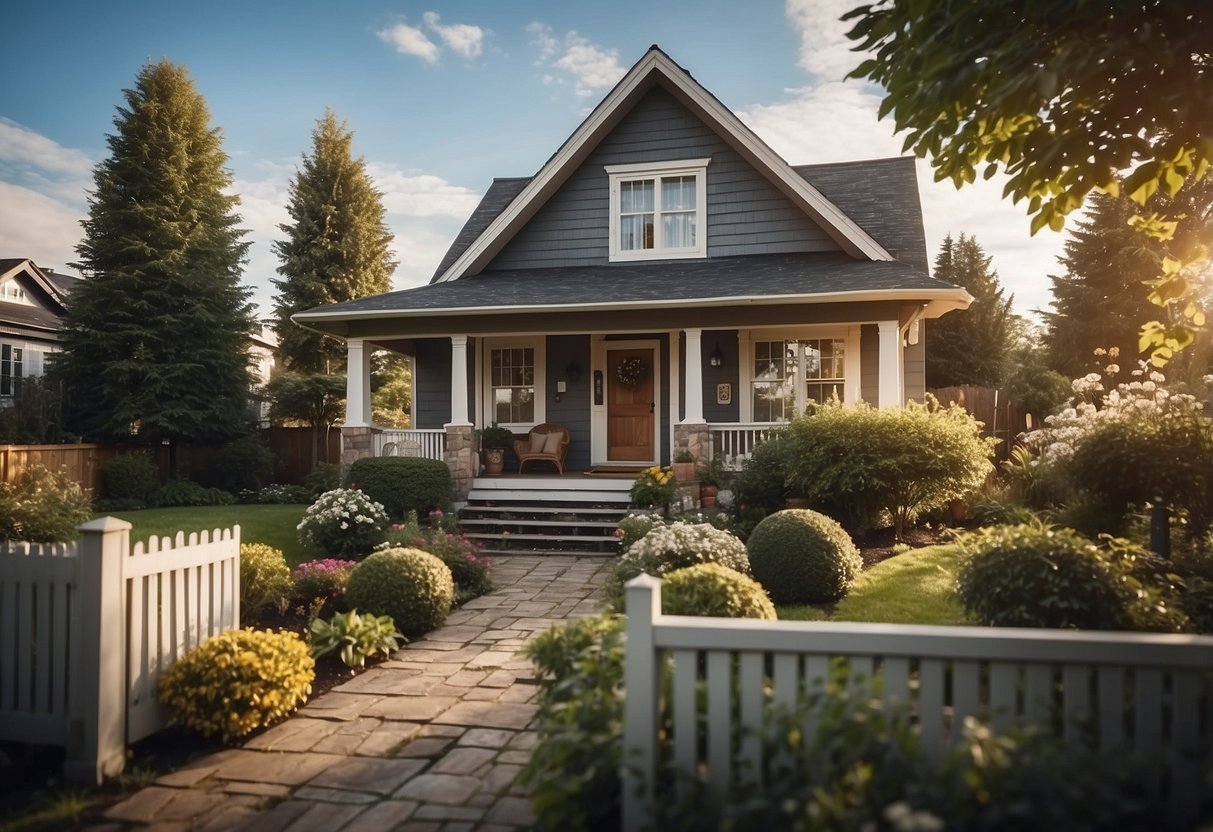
[673,423,711,466]
[340,426,379,475]
[444,424,477,502]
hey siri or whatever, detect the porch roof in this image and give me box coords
[294,252,971,337]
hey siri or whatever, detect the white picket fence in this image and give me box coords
[0,518,240,784]
[622,574,1213,831]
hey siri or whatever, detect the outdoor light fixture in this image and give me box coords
[709,342,724,368]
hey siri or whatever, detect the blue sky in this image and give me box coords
[0,0,1064,321]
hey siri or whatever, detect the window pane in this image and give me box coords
[661,176,696,211]
[807,382,844,405]
[620,179,654,213]
[620,214,655,251]
[662,212,695,248]
[752,381,794,422]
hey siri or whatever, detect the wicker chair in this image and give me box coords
[514,423,570,474]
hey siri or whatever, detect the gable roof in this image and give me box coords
[0,258,77,342]
[432,46,891,284]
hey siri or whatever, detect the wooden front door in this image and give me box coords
[607,347,655,462]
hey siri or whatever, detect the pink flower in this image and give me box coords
[614,528,624,538]
[431,509,445,518]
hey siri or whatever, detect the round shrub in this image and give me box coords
[240,543,293,619]
[292,558,358,608]
[609,521,749,609]
[662,563,776,620]
[746,509,862,604]
[158,628,314,743]
[955,524,1135,629]
[297,488,388,557]
[204,433,275,493]
[101,453,158,500]
[345,547,454,636]
[345,457,452,520]
[0,464,93,543]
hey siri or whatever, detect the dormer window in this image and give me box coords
[606,159,708,261]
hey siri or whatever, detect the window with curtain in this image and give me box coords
[490,347,535,424]
[608,160,707,260]
[751,338,847,421]
[1,343,22,396]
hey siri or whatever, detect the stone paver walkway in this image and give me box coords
[94,556,610,831]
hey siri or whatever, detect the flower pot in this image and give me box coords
[672,461,697,482]
[483,447,505,476]
[700,484,718,508]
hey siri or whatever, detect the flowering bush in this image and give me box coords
[382,511,493,603]
[615,512,662,553]
[629,466,678,507]
[0,464,93,543]
[293,558,358,610]
[297,487,388,557]
[608,520,749,609]
[158,628,314,743]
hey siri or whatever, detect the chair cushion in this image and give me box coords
[542,431,563,454]
[529,432,547,453]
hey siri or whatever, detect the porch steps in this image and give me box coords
[458,475,633,556]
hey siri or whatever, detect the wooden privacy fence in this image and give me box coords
[0,519,240,784]
[928,385,1028,460]
[622,575,1213,831]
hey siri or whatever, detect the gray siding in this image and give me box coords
[545,335,592,472]
[414,338,452,429]
[860,324,879,404]
[904,331,925,402]
[678,330,739,423]
[488,86,839,271]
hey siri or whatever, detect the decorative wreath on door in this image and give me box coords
[615,357,648,391]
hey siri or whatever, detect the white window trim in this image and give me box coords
[480,336,546,431]
[738,327,861,423]
[606,158,709,262]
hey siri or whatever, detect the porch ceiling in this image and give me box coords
[294,252,971,339]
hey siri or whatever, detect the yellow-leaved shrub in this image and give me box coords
[157,628,314,743]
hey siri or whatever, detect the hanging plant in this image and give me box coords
[615,357,648,391]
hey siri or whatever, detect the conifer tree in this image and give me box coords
[926,234,1016,388]
[272,110,396,373]
[271,111,397,463]
[60,60,255,467]
[1042,188,1213,381]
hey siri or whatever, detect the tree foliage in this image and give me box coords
[267,371,345,467]
[272,109,396,373]
[845,0,1213,364]
[60,60,255,449]
[926,234,1016,387]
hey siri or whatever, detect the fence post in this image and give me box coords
[64,516,131,785]
[623,574,662,832]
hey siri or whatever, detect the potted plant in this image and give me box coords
[477,424,515,476]
[629,466,678,514]
[697,455,724,508]
[672,450,697,482]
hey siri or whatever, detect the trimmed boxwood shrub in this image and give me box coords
[101,453,159,500]
[239,543,293,620]
[662,563,776,619]
[345,457,452,520]
[746,509,862,604]
[345,547,454,636]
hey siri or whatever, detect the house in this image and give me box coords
[294,46,971,502]
[0,258,79,399]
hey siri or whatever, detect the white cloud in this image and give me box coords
[366,164,482,218]
[0,181,85,273]
[527,25,625,97]
[786,0,864,81]
[0,118,95,179]
[422,11,485,61]
[377,20,441,64]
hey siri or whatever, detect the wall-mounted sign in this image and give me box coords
[594,370,604,405]
[717,383,732,405]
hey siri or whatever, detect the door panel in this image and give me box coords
[607,348,655,462]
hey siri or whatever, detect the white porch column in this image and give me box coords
[447,335,472,426]
[344,338,372,426]
[877,320,903,408]
[682,328,704,424]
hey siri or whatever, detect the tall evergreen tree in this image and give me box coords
[925,234,1016,388]
[272,110,396,373]
[271,110,397,464]
[60,60,254,466]
[1042,188,1213,381]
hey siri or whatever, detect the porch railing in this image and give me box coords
[707,423,780,471]
[374,428,447,461]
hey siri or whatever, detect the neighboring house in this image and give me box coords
[294,46,971,499]
[247,325,277,428]
[0,258,79,399]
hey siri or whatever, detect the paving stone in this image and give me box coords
[283,800,365,832]
[497,750,531,765]
[308,756,428,795]
[478,762,524,794]
[155,763,219,787]
[363,695,458,721]
[467,792,497,809]
[441,822,476,832]
[356,723,422,757]
[396,736,456,758]
[394,822,441,832]
[434,701,536,729]
[480,670,517,688]
[465,650,518,669]
[154,788,233,822]
[419,724,465,738]
[458,728,516,748]
[430,747,496,775]
[245,717,339,752]
[213,750,345,786]
[233,798,310,832]
[486,795,537,826]
[412,804,485,821]
[350,799,419,828]
[459,686,501,702]
[299,691,383,721]
[394,773,481,804]
[292,786,379,804]
[443,669,488,687]
[104,787,178,823]
[194,796,263,832]
[334,668,436,696]
[223,781,292,798]
[497,685,538,704]
[506,731,538,750]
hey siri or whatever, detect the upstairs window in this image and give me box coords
[607,159,708,261]
[1,344,22,396]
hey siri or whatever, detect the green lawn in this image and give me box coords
[779,544,972,626]
[98,504,321,566]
